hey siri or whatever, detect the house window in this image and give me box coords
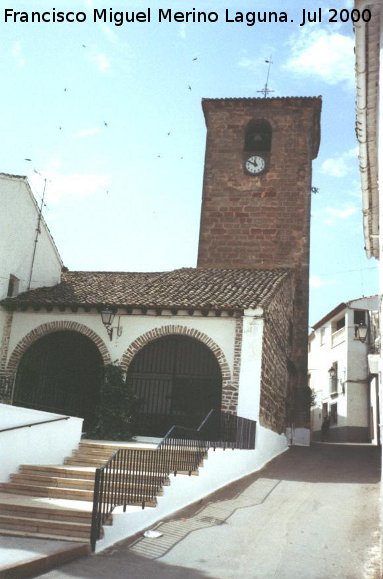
[244,119,272,152]
[322,403,328,418]
[335,317,345,331]
[7,274,19,297]
[330,403,338,425]
[354,310,367,338]
[354,310,366,325]
[329,361,338,395]
[320,328,325,346]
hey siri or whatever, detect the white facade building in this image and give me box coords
[354,0,382,444]
[0,173,63,397]
[309,296,379,443]
[0,173,62,300]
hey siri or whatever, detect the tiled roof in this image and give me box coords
[202,96,322,103]
[3,268,291,311]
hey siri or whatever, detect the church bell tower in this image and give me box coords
[197,97,322,404]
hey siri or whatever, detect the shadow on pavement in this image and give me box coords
[36,549,210,579]
[36,443,381,578]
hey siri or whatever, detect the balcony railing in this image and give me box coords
[331,327,345,348]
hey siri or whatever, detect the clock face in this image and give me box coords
[245,155,266,175]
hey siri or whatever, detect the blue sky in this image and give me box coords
[1,0,378,327]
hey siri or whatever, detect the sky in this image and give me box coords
[0,0,378,327]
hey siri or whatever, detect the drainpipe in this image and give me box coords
[354,2,380,258]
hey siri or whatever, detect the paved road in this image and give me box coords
[38,443,381,579]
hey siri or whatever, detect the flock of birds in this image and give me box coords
[23,53,200,203]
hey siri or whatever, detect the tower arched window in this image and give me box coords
[244,120,272,153]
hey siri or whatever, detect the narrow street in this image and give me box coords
[38,443,381,579]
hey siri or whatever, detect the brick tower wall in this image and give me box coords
[197,97,321,421]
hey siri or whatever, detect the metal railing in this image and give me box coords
[0,374,15,403]
[90,410,256,551]
[0,416,70,434]
[197,409,256,450]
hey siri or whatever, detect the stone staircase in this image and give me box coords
[0,440,163,543]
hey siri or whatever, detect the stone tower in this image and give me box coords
[197,97,322,410]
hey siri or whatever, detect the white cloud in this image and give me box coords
[320,147,358,178]
[11,41,26,67]
[238,57,264,73]
[324,204,358,225]
[73,127,101,139]
[100,24,119,45]
[310,275,337,289]
[179,23,186,39]
[30,170,109,202]
[284,28,354,86]
[91,52,111,73]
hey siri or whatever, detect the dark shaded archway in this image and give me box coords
[13,331,103,427]
[126,335,222,436]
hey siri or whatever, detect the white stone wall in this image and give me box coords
[237,308,264,422]
[97,423,288,553]
[379,7,383,448]
[0,404,83,481]
[0,174,62,300]
[6,310,237,375]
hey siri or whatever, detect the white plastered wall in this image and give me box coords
[0,174,62,300]
[0,404,83,482]
[6,310,237,376]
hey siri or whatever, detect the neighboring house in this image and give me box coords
[309,296,380,443]
[0,173,63,399]
[0,173,62,299]
[354,0,382,444]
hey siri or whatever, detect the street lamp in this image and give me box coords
[356,322,368,342]
[328,365,336,379]
[101,307,115,341]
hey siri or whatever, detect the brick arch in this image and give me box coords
[6,321,111,374]
[120,324,235,412]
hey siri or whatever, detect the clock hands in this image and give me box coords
[245,155,266,175]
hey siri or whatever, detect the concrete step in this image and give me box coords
[0,526,90,543]
[0,501,93,525]
[0,482,95,501]
[19,464,96,480]
[0,483,161,505]
[64,457,110,467]
[10,473,95,490]
[0,537,90,578]
[0,514,92,540]
[80,440,157,452]
[19,465,171,486]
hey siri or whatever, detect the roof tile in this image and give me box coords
[3,268,291,310]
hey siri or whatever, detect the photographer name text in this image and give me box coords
[2,6,373,27]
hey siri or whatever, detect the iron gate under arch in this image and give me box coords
[13,330,103,428]
[125,334,222,436]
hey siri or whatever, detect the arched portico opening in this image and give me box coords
[125,334,222,436]
[13,331,103,428]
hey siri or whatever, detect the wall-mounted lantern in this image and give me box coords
[356,322,368,342]
[100,307,122,341]
[328,365,336,379]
